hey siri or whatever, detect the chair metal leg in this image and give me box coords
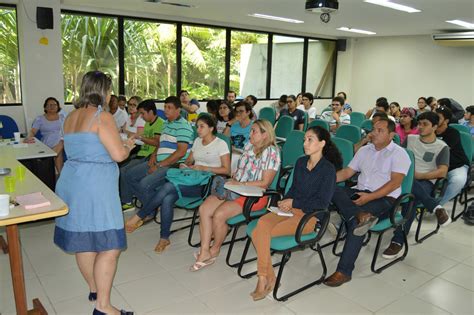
[237,238,280,279]
[187,209,201,247]
[273,244,327,302]
[415,209,440,243]
[226,225,247,267]
[370,230,408,273]
[451,191,468,222]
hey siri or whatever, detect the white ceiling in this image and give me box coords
[62,0,474,38]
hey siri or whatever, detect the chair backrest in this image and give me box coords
[349,112,366,127]
[192,125,198,140]
[268,165,281,191]
[450,123,470,135]
[216,133,232,152]
[303,111,309,131]
[360,119,373,133]
[259,107,276,126]
[335,125,361,144]
[275,115,294,139]
[308,119,329,131]
[320,106,332,115]
[401,149,415,195]
[332,136,353,168]
[393,133,401,145]
[281,130,305,168]
[0,115,19,139]
[458,130,473,161]
[284,167,295,195]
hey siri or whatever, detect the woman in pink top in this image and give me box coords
[395,107,418,145]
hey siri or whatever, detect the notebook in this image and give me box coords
[16,192,51,209]
[268,206,294,217]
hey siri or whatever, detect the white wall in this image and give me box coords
[336,35,474,114]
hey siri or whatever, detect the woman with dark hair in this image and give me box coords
[54,71,135,315]
[395,107,418,145]
[389,102,401,123]
[280,95,305,130]
[250,126,339,301]
[224,101,253,151]
[427,96,437,111]
[206,99,220,118]
[27,97,65,173]
[125,115,231,253]
[417,97,430,114]
[216,101,235,134]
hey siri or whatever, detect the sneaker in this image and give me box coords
[382,242,404,260]
[435,207,452,227]
[121,203,134,211]
[327,222,339,237]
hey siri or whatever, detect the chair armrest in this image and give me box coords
[432,178,448,199]
[276,165,293,192]
[295,209,330,246]
[242,190,283,221]
[389,193,415,227]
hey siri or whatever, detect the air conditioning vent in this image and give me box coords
[432,32,474,47]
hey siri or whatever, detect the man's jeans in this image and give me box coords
[332,186,394,277]
[391,179,437,245]
[439,165,469,206]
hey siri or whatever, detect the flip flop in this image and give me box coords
[189,257,216,272]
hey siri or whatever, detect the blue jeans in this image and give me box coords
[120,159,169,205]
[332,186,394,277]
[439,165,469,205]
[137,182,203,239]
[119,157,145,203]
[391,179,438,245]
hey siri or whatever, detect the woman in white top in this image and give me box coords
[124,98,145,137]
[125,115,231,253]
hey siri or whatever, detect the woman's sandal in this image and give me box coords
[189,257,216,272]
[125,219,143,233]
[252,277,276,301]
[154,239,171,253]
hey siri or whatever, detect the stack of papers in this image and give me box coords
[16,192,51,210]
[268,206,293,217]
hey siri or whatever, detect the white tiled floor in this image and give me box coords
[1,202,473,315]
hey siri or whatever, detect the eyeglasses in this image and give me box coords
[235,109,246,113]
[45,103,58,107]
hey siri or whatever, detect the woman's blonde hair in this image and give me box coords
[74,71,112,109]
[252,119,276,158]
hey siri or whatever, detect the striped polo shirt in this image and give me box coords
[156,116,194,163]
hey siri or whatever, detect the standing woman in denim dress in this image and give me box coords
[54,71,135,315]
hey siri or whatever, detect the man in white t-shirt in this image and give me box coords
[321,96,351,133]
[297,92,317,121]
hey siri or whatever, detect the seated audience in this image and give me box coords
[389,102,401,123]
[321,96,351,133]
[245,94,258,121]
[383,112,450,260]
[191,119,280,271]
[118,95,127,112]
[435,107,470,206]
[120,96,193,210]
[337,91,352,114]
[120,100,164,209]
[216,101,235,134]
[427,96,437,111]
[109,95,128,131]
[180,90,200,122]
[250,126,340,300]
[280,95,305,131]
[324,118,411,286]
[125,115,230,253]
[417,97,431,114]
[27,97,65,173]
[461,105,474,135]
[224,101,253,151]
[227,90,237,105]
[272,94,288,119]
[437,98,465,123]
[297,92,317,121]
[395,107,419,145]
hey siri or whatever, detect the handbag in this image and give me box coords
[210,176,240,201]
[165,168,213,199]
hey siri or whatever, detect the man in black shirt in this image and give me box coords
[435,106,470,206]
[279,95,305,130]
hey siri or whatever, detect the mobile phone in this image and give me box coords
[350,193,360,200]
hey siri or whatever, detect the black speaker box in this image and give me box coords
[36,7,53,30]
[337,39,347,52]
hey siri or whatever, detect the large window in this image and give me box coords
[61,13,118,102]
[270,35,304,98]
[230,31,268,99]
[306,39,336,98]
[0,6,21,104]
[181,25,225,99]
[124,20,176,99]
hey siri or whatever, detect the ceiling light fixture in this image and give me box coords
[337,27,376,35]
[248,13,304,24]
[364,0,420,13]
[446,20,474,29]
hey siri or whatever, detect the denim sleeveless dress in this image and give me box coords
[54,107,126,252]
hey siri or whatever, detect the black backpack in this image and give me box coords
[462,202,474,225]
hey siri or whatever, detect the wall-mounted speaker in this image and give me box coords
[336,39,347,52]
[36,7,53,30]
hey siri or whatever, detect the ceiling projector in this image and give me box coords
[305,0,339,13]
